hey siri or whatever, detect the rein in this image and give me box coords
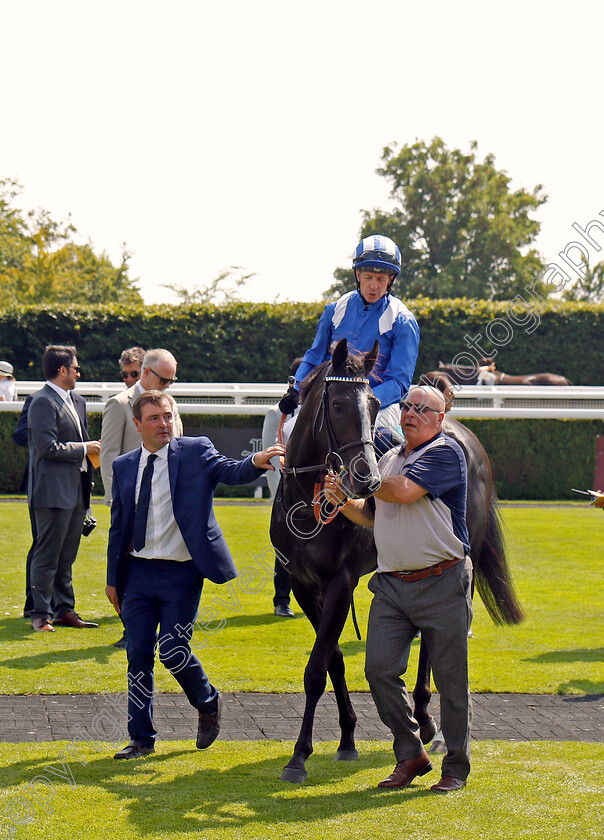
[281,373,375,525]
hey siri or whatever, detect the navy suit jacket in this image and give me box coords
[107,436,264,595]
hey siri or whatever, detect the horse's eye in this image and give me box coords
[331,401,344,412]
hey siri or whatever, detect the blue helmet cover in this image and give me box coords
[353,234,401,276]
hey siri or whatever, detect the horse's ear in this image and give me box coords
[438,361,444,369]
[331,338,348,373]
[364,340,379,376]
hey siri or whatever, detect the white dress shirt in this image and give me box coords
[130,443,191,561]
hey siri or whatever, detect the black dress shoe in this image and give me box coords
[113,633,128,649]
[114,741,155,760]
[274,604,294,618]
[196,693,222,749]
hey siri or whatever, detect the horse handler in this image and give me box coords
[325,385,472,792]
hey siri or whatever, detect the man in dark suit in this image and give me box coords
[13,394,36,617]
[106,390,284,759]
[27,346,101,632]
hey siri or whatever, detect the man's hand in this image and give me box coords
[278,386,299,415]
[252,444,286,471]
[105,585,121,615]
[86,440,101,456]
[324,472,347,506]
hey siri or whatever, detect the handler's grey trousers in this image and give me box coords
[365,557,473,781]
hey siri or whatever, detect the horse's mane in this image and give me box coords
[299,352,367,402]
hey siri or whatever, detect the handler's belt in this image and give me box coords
[389,555,465,582]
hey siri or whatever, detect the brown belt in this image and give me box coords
[389,556,464,582]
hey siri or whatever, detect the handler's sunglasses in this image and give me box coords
[400,401,441,415]
[121,370,141,380]
[149,367,178,387]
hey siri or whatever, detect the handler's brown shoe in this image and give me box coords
[377,750,432,788]
[430,775,466,792]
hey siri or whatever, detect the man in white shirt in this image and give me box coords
[106,391,284,759]
[27,346,101,632]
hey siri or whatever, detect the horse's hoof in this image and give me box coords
[280,766,307,784]
[420,717,437,744]
[334,749,359,761]
[427,729,447,754]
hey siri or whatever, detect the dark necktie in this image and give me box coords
[132,454,157,551]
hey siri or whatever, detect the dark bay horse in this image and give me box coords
[271,342,523,783]
[270,338,380,783]
[436,361,572,386]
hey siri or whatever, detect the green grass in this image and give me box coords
[0,503,602,695]
[1,740,602,840]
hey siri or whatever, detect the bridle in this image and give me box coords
[280,372,377,524]
[281,373,375,478]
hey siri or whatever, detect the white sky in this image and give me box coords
[1,0,603,304]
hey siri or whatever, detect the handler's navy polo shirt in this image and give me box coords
[374,432,470,572]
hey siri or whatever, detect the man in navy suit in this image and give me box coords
[106,391,284,759]
[27,346,101,632]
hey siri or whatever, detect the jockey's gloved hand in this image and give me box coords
[278,386,300,415]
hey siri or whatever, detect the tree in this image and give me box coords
[160,266,254,305]
[325,137,548,301]
[0,178,142,306]
[562,259,604,303]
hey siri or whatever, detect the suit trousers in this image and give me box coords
[23,504,37,617]
[121,556,217,746]
[273,553,292,607]
[30,480,86,620]
[364,558,473,781]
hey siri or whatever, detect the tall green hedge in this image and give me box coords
[1,409,602,499]
[0,412,263,498]
[0,299,601,384]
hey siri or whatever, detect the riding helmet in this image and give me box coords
[352,235,401,276]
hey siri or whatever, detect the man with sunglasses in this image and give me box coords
[101,348,183,506]
[119,346,145,385]
[325,385,472,793]
[27,345,101,631]
[278,235,420,441]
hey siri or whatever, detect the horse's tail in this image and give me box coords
[474,490,524,625]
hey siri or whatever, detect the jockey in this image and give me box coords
[278,234,420,440]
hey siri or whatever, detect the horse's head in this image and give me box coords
[319,338,382,499]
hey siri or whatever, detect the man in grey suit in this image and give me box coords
[100,349,183,505]
[27,346,101,632]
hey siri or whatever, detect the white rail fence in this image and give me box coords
[1,382,604,419]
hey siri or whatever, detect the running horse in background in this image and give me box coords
[271,340,524,784]
[435,361,572,386]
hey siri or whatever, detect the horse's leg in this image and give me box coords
[326,641,358,761]
[412,638,437,744]
[281,574,355,783]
